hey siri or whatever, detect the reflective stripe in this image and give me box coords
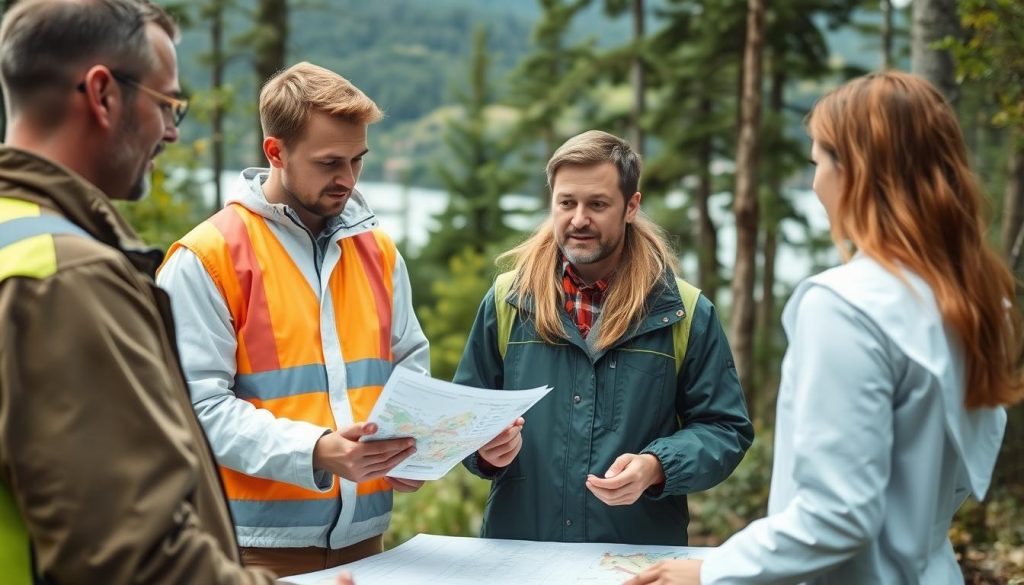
[0,212,93,282]
[346,359,392,389]
[232,359,391,400]
[235,364,328,401]
[351,232,392,359]
[229,498,341,528]
[352,490,392,523]
[210,207,281,370]
[0,215,89,248]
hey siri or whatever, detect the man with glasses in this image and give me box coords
[0,1,357,583]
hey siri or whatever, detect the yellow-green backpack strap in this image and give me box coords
[672,277,702,375]
[0,481,33,585]
[494,271,517,360]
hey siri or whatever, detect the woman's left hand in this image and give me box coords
[622,559,702,585]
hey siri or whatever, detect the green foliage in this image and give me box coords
[505,0,601,198]
[418,248,496,382]
[412,27,529,313]
[942,0,1024,131]
[422,27,528,268]
[686,428,772,544]
[386,466,491,549]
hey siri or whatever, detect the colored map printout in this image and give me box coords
[361,367,551,480]
[280,534,712,585]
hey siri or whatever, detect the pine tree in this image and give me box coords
[418,27,526,272]
[506,0,596,200]
[643,0,748,305]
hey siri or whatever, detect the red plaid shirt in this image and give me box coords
[561,255,610,339]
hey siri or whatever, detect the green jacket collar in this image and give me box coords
[504,269,687,361]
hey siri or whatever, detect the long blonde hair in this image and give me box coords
[499,212,678,351]
[808,71,1023,408]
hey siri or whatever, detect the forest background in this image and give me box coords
[2,0,1021,581]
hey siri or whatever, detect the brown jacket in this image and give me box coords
[0,146,276,584]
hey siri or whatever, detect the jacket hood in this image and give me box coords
[785,255,1006,500]
[227,167,379,239]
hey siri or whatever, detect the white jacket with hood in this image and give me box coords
[158,168,430,549]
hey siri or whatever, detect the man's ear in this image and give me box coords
[264,136,286,168]
[625,191,641,222]
[80,66,120,130]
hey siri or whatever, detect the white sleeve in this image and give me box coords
[700,285,894,584]
[157,248,332,492]
[389,250,430,375]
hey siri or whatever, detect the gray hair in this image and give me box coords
[0,0,178,122]
[545,130,642,200]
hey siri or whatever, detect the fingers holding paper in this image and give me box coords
[312,422,417,483]
[478,417,525,469]
[586,453,665,506]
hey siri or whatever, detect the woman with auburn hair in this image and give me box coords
[626,71,1023,585]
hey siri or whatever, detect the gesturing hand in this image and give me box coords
[585,453,665,506]
[312,422,416,483]
[478,417,525,469]
[621,560,703,585]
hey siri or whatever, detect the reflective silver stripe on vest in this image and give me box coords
[234,359,393,401]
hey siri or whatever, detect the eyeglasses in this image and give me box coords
[76,70,189,127]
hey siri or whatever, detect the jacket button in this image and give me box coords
[565,519,573,527]
[676,309,684,317]
[662,316,670,323]
[573,394,581,404]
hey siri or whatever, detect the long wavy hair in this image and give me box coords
[807,71,1023,408]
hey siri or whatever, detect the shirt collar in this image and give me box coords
[560,252,611,292]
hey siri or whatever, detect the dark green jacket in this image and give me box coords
[456,272,753,545]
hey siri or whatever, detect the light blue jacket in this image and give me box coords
[700,256,1005,584]
[158,169,430,548]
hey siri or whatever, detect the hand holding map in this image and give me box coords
[360,368,552,481]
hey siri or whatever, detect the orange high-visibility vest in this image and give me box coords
[167,203,396,546]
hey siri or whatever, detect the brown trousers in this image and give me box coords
[240,534,383,578]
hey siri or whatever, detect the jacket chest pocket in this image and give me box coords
[596,351,668,431]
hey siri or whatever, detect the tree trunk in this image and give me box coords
[881,0,893,69]
[254,0,288,162]
[210,0,226,211]
[1003,131,1024,261]
[756,67,784,426]
[696,98,719,305]
[911,0,959,106]
[630,0,645,155]
[730,0,765,415]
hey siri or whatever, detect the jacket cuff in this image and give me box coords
[464,451,507,481]
[297,426,335,492]
[641,442,688,499]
